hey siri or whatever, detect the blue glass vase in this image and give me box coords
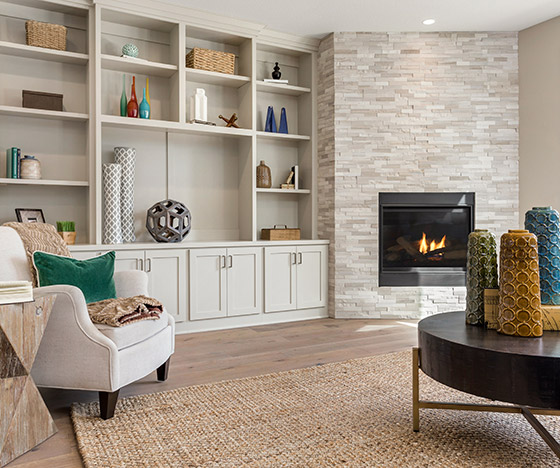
[265,106,276,132]
[525,206,560,305]
[139,87,150,119]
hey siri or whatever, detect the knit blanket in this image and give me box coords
[88,295,163,327]
[4,222,71,287]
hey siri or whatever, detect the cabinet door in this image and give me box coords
[227,247,263,317]
[189,248,227,320]
[114,250,145,272]
[145,250,187,322]
[296,245,328,309]
[71,251,103,261]
[264,246,297,313]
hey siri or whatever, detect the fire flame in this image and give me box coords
[419,233,446,255]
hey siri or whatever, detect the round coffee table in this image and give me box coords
[413,311,560,458]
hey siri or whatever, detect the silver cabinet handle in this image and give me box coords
[292,252,297,265]
[298,252,303,264]
[221,255,226,269]
[228,255,233,268]
[146,258,152,272]
[139,258,144,271]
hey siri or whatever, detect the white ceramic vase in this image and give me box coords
[102,163,123,244]
[114,147,136,243]
[190,88,207,122]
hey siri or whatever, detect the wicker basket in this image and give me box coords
[26,20,67,51]
[186,47,235,75]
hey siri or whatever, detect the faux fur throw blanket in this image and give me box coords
[4,222,71,287]
[88,295,163,327]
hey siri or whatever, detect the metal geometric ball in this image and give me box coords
[146,199,191,243]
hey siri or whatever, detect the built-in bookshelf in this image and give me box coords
[0,0,318,244]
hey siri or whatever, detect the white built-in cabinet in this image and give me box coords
[72,248,187,322]
[264,245,327,313]
[189,247,262,320]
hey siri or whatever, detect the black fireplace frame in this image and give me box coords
[378,192,475,287]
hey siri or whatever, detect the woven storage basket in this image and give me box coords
[186,47,235,75]
[26,20,67,51]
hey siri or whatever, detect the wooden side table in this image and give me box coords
[0,296,57,467]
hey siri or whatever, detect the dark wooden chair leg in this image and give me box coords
[99,390,120,420]
[157,358,171,382]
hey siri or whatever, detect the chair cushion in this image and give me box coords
[33,251,117,304]
[96,311,169,350]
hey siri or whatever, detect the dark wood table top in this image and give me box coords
[418,311,560,409]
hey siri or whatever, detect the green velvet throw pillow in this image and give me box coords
[33,251,117,304]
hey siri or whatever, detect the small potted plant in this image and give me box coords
[56,221,76,245]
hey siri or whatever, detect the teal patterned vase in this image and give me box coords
[525,206,560,305]
[122,43,139,58]
[466,229,498,325]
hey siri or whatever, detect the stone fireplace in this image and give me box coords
[317,32,519,319]
[379,192,474,287]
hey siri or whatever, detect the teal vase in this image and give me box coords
[525,206,560,305]
[139,88,150,119]
[120,75,127,117]
[465,229,498,326]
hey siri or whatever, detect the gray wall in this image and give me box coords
[519,16,560,225]
[318,32,519,319]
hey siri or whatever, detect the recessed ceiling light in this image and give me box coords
[422,19,436,25]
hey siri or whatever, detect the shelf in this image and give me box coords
[256,188,310,194]
[101,55,178,78]
[256,81,311,96]
[101,115,253,137]
[0,41,89,65]
[0,178,88,187]
[186,68,250,88]
[256,131,310,142]
[0,105,89,122]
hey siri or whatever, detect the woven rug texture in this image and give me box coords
[71,350,559,467]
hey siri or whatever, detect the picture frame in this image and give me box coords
[15,208,45,223]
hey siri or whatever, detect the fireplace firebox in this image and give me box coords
[378,192,475,287]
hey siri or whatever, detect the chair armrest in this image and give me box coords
[114,270,149,298]
[32,285,119,391]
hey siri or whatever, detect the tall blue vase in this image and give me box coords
[265,106,276,132]
[278,107,288,134]
[525,206,560,305]
[139,88,150,119]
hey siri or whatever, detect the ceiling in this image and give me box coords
[163,0,560,37]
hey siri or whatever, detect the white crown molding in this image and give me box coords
[92,0,319,50]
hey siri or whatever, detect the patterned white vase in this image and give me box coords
[114,147,136,243]
[102,163,123,244]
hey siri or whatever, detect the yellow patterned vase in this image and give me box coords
[497,230,543,337]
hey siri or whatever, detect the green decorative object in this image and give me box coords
[120,74,127,117]
[465,229,498,326]
[56,221,75,232]
[524,206,560,305]
[33,250,116,304]
[497,230,543,337]
[121,43,139,58]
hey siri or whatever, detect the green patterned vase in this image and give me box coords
[466,229,498,326]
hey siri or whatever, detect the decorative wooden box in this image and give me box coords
[22,90,63,111]
[261,225,301,241]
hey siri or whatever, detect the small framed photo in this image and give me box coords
[15,208,45,223]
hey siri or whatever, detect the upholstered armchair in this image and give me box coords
[0,226,175,419]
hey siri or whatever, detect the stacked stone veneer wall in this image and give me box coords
[317,32,519,319]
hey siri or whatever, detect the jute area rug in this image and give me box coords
[71,351,559,467]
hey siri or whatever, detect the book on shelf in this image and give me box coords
[5,147,20,179]
[280,184,295,190]
[291,165,299,189]
[263,79,289,84]
[0,281,33,305]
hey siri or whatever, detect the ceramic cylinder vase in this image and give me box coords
[19,155,41,180]
[524,206,560,305]
[497,229,543,337]
[102,163,123,244]
[256,160,271,188]
[114,147,136,243]
[465,229,498,326]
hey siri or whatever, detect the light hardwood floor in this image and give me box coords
[12,318,418,468]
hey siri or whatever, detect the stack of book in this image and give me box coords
[0,281,33,305]
[5,147,22,179]
[280,165,299,189]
